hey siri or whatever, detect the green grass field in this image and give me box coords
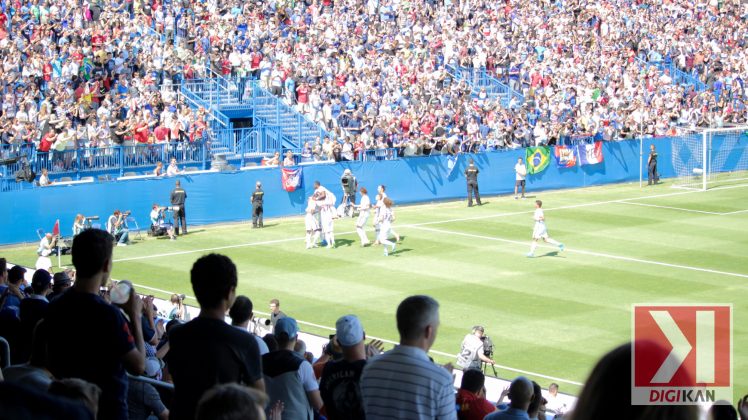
[3,180,748,399]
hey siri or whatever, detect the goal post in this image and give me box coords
[671,127,748,190]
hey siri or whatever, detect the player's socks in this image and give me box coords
[559,243,565,251]
[526,252,534,258]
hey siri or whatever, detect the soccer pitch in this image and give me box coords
[3,180,748,398]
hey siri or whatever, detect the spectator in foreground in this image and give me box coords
[18,270,53,361]
[0,258,7,294]
[360,295,456,420]
[2,320,54,389]
[1,265,27,318]
[319,315,368,420]
[567,342,698,420]
[49,271,73,302]
[229,295,270,355]
[49,378,102,419]
[485,376,534,420]
[43,229,146,420]
[196,383,275,420]
[166,254,264,420]
[262,317,323,419]
[455,369,496,420]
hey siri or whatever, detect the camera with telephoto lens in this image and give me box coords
[254,317,271,326]
[85,216,100,221]
[122,210,132,217]
[481,335,494,358]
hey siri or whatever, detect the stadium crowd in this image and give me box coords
[1,0,748,172]
[2,235,748,420]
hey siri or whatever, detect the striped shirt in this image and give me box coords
[360,345,457,420]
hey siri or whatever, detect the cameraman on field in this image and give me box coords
[150,204,176,240]
[107,210,130,246]
[456,326,495,371]
[340,169,357,213]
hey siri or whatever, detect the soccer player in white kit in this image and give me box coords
[527,200,564,257]
[304,197,321,249]
[378,197,397,256]
[313,181,336,248]
[355,187,371,246]
[375,185,399,243]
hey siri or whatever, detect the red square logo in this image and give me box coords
[632,304,732,405]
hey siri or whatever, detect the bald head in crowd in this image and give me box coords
[508,376,534,411]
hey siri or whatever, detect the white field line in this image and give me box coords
[409,226,748,280]
[127,283,585,386]
[616,201,725,215]
[113,186,728,263]
[721,209,748,215]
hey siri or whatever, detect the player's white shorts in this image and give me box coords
[378,221,392,242]
[356,210,369,228]
[320,210,335,233]
[532,223,548,239]
[305,213,319,232]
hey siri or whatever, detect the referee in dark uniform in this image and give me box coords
[465,158,482,207]
[170,180,187,235]
[251,181,264,228]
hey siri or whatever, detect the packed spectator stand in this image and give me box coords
[1,0,747,190]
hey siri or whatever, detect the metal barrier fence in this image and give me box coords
[3,143,209,181]
[445,64,524,107]
[636,58,706,92]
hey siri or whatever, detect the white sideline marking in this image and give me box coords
[721,209,748,215]
[616,201,725,215]
[409,226,748,280]
[128,282,585,386]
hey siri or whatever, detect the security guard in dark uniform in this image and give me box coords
[251,181,264,228]
[647,144,659,185]
[465,158,482,207]
[170,180,187,235]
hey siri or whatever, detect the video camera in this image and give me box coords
[480,335,494,358]
[122,210,132,217]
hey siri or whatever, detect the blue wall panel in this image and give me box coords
[0,139,675,245]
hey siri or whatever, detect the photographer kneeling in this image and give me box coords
[150,204,176,240]
[107,210,130,246]
[456,326,495,371]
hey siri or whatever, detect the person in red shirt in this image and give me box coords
[134,119,150,144]
[456,370,496,420]
[39,131,57,152]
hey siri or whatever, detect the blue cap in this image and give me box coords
[275,317,299,339]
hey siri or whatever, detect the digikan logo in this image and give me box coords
[632,305,732,405]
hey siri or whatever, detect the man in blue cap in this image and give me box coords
[262,317,323,419]
[320,315,368,420]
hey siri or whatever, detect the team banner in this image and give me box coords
[526,146,551,174]
[281,167,302,192]
[577,141,604,166]
[554,145,577,168]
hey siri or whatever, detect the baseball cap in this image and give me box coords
[31,270,52,291]
[275,317,299,339]
[336,315,364,347]
[53,271,72,287]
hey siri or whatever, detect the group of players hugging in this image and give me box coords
[304,170,400,256]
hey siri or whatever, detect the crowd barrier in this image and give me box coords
[0,138,676,245]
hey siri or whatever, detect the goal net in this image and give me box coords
[671,127,748,190]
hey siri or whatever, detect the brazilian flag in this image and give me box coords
[526,146,551,174]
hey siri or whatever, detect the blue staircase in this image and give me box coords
[445,64,524,108]
[636,57,706,92]
[180,78,329,165]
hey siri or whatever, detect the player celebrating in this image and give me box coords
[527,200,564,257]
[355,187,371,246]
[378,197,397,256]
[305,197,321,249]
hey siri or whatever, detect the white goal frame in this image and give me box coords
[671,126,748,191]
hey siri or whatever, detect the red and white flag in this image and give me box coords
[577,141,604,166]
[52,219,60,236]
[281,168,302,192]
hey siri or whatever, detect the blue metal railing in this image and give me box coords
[26,143,208,179]
[446,64,524,107]
[636,58,706,92]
